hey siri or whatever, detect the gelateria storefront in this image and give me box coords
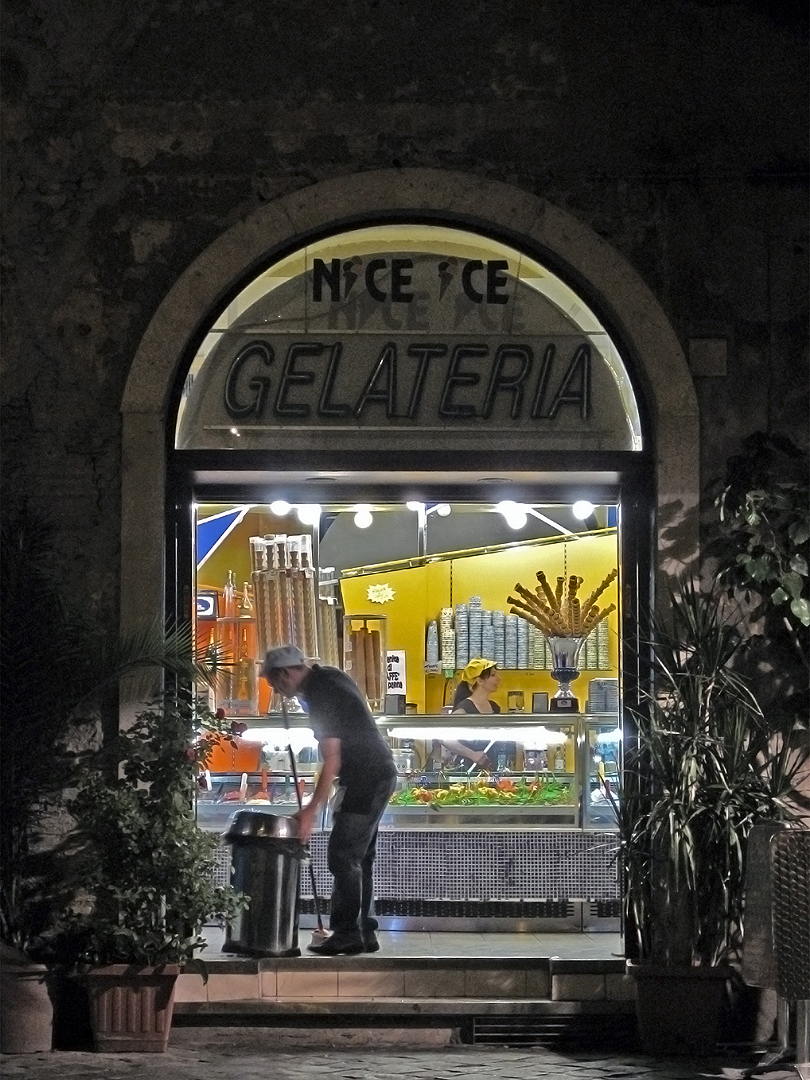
[170,220,652,934]
[125,179,697,935]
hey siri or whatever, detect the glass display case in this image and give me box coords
[378,714,580,828]
[195,712,621,833]
[195,722,322,834]
[583,717,623,829]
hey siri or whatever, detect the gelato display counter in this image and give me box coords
[199,711,622,931]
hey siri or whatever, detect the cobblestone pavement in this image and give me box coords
[0,1028,801,1080]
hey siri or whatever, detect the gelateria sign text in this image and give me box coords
[176,233,640,449]
[224,337,592,423]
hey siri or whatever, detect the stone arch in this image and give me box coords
[121,168,697,631]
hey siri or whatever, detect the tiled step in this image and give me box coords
[174,956,636,1020]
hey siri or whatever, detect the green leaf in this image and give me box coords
[789,522,810,546]
[748,555,774,582]
[771,587,789,605]
[781,571,804,599]
[790,597,810,626]
[789,554,808,577]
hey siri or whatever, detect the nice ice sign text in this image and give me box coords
[221,257,595,425]
[312,256,511,306]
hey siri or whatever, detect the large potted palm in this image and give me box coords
[614,578,797,1055]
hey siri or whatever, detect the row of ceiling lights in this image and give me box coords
[267,500,596,532]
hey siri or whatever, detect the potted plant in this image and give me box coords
[706,432,809,821]
[612,577,797,1055]
[0,505,232,1052]
[56,690,245,1052]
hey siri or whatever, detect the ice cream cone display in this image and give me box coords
[288,535,319,659]
[507,567,618,640]
[507,567,618,712]
[343,614,387,712]
[317,596,341,667]
[248,534,322,661]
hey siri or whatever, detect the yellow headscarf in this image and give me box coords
[461,658,497,684]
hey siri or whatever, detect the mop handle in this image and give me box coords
[281,698,326,932]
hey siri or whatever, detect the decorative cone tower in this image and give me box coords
[508,568,618,713]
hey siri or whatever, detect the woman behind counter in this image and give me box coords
[452,658,501,715]
[439,658,505,770]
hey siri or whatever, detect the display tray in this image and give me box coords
[429,771,574,780]
[381,803,576,817]
[380,806,579,829]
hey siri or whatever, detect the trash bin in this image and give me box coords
[223,810,309,957]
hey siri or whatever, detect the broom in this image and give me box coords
[281,697,329,944]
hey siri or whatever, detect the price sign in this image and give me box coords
[386,651,406,696]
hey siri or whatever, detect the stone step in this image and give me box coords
[174,956,636,1018]
[175,997,636,1019]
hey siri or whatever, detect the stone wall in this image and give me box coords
[2,0,807,626]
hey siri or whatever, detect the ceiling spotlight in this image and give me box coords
[496,500,528,529]
[353,505,373,529]
[573,501,596,520]
[505,507,527,529]
[296,504,321,526]
[270,500,291,516]
[424,503,451,518]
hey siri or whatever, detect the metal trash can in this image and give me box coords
[223,810,309,957]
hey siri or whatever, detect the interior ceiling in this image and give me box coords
[191,470,622,510]
[192,470,621,486]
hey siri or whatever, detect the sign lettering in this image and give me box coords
[312,257,511,305]
[222,338,592,423]
[387,651,407,696]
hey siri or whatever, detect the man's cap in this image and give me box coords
[260,644,306,678]
[461,658,498,683]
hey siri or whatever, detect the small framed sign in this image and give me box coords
[550,697,579,713]
[531,692,549,713]
[196,590,219,620]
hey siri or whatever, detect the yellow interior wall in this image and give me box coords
[339,532,619,714]
[340,561,451,713]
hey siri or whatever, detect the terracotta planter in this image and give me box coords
[627,961,735,1055]
[0,951,54,1054]
[85,965,179,1053]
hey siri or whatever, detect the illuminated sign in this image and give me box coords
[176,225,641,450]
[222,338,592,423]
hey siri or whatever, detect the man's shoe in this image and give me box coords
[307,935,363,956]
[362,933,380,953]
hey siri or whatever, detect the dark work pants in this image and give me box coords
[327,775,397,941]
